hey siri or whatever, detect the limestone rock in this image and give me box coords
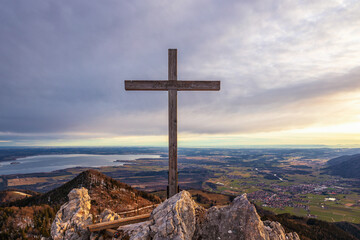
[100,208,121,222]
[118,220,152,240]
[90,208,121,240]
[263,220,300,240]
[150,190,201,240]
[52,189,299,240]
[51,187,93,240]
[193,193,300,240]
[118,191,299,240]
[119,191,203,240]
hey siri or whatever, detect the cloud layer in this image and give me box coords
[1,0,360,145]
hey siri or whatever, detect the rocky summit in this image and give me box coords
[51,188,300,240]
[51,188,93,240]
[193,193,300,240]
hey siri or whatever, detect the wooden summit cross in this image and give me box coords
[125,49,220,198]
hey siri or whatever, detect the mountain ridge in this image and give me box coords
[8,169,161,219]
[324,154,360,179]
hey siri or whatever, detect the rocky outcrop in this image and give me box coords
[99,208,121,222]
[51,189,299,240]
[149,190,203,240]
[118,220,153,240]
[119,191,299,240]
[193,193,300,240]
[194,193,264,239]
[118,191,204,240]
[51,188,93,240]
[90,208,121,240]
[263,220,301,240]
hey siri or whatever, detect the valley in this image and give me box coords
[1,147,360,224]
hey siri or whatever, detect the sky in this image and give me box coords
[1,0,360,147]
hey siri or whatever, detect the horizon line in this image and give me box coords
[0,144,360,149]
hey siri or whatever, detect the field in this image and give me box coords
[1,147,360,223]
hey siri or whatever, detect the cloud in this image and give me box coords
[0,0,360,145]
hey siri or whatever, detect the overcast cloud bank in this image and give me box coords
[1,0,360,145]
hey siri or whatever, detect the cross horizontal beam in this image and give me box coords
[125,80,220,91]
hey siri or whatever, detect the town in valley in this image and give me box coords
[1,147,359,223]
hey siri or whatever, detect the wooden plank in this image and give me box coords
[168,49,178,198]
[117,204,158,216]
[168,49,177,81]
[87,213,151,232]
[124,80,220,91]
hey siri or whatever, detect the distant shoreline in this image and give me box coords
[0,153,161,176]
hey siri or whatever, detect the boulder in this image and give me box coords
[51,189,300,240]
[90,208,121,240]
[118,220,153,240]
[51,188,93,240]
[263,220,301,240]
[100,208,121,222]
[119,191,204,240]
[193,193,300,240]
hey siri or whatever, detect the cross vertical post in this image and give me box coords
[168,49,178,197]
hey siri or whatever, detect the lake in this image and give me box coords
[0,154,161,175]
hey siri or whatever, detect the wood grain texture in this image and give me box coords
[124,80,220,91]
[168,49,178,198]
[87,213,150,232]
